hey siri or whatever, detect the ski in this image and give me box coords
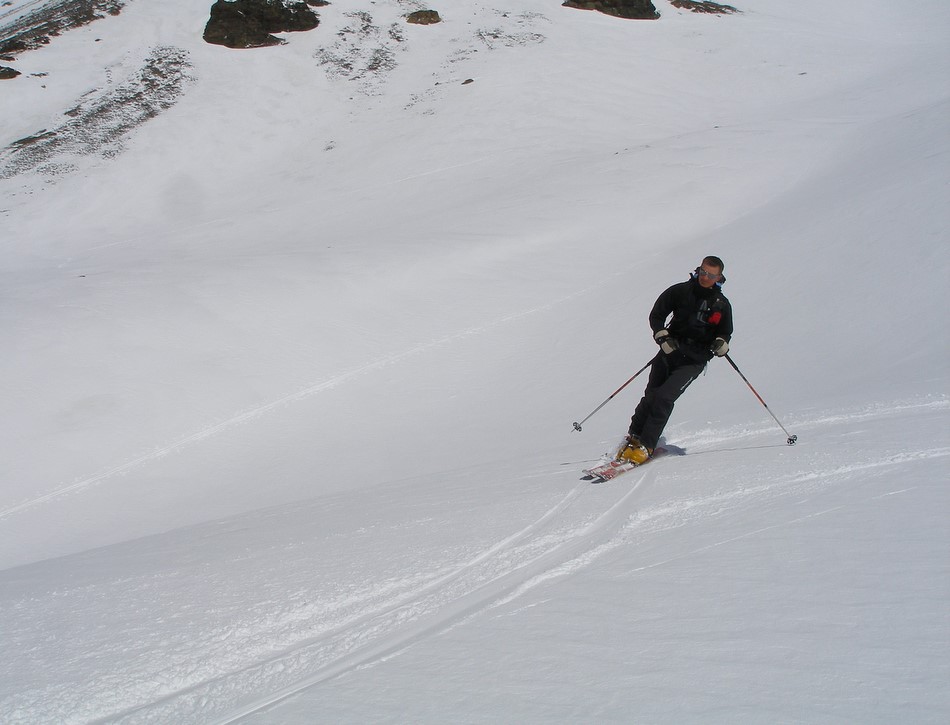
[583,446,668,482]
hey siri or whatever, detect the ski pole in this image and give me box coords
[573,358,653,432]
[724,353,797,445]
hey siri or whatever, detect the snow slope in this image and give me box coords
[1,0,948,722]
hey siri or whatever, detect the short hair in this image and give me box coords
[702,255,724,272]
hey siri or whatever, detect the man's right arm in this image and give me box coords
[648,284,679,333]
[650,284,681,354]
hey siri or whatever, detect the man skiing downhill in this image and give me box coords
[619,255,733,465]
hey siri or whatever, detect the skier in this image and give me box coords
[618,255,733,464]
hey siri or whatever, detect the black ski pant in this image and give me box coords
[628,351,705,450]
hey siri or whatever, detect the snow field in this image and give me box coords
[1,0,948,722]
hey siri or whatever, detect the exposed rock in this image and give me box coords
[562,0,658,20]
[0,65,21,79]
[0,0,123,56]
[406,10,441,26]
[203,0,319,49]
[1,47,194,178]
[670,1,739,14]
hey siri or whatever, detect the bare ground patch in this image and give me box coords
[0,0,125,55]
[0,46,194,179]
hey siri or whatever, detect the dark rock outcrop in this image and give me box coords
[406,10,441,25]
[0,0,123,57]
[562,0,659,20]
[0,65,21,79]
[203,0,319,49]
[1,47,193,179]
[670,1,738,14]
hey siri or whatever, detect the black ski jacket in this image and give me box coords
[649,276,733,363]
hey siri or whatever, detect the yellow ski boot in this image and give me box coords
[617,436,653,465]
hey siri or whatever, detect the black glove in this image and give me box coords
[654,329,678,355]
[710,337,729,357]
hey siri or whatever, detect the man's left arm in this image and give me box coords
[717,301,733,342]
[710,300,733,357]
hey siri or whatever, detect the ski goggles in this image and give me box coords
[695,268,722,280]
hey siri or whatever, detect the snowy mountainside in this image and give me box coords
[1,0,949,722]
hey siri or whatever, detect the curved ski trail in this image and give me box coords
[98,471,652,724]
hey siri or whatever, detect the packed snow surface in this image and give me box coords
[1,0,948,722]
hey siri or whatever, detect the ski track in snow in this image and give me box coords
[4,408,946,723]
[498,445,950,601]
[3,358,946,523]
[2,1,947,718]
[622,503,848,576]
[78,472,651,723]
[0,283,599,522]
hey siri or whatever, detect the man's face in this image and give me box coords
[696,263,723,289]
